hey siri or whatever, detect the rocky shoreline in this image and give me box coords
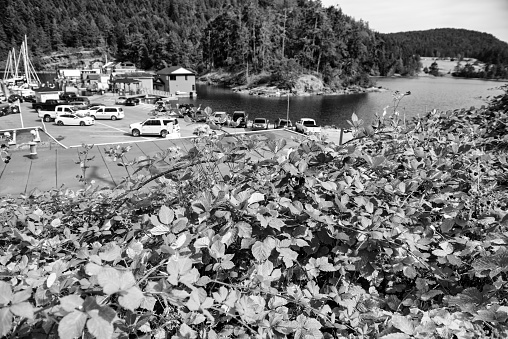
[197,71,388,98]
[230,84,387,97]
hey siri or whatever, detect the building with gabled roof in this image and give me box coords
[155,66,196,97]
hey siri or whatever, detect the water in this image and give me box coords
[178,77,506,128]
[10,72,506,129]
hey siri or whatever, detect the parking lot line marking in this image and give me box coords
[20,106,24,128]
[93,121,129,134]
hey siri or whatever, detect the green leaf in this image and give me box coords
[372,156,386,168]
[9,302,34,319]
[440,219,455,233]
[11,289,32,304]
[236,221,252,238]
[420,290,443,301]
[158,205,174,224]
[167,257,193,285]
[320,181,337,191]
[403,266,417,279]
[194,237,210,248]
[0,308,12,337]
[248,192,264,205]
[118,286,144,311]
[186,289,201,311]
[150,225,171,236]
[391,315,414,335]
[97,268,136,295]
[178,323,198,339]
[0,282,13,305]
[58,310,88,339]
[432,242,454,257]
[98,243,122,262]
[252,241,272,261]
[87,312,114,339]
[278,247,298,268]
[379,334,410,339]
[213,286,228,303]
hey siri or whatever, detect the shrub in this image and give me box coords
[0,87,507,338]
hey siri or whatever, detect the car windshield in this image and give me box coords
[254,119,265,123]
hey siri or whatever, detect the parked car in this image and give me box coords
[252,118,269,130]
[211,111,228,125]
[230,111,247,127]
[72,96,90,104]
[0,104,19,115]
[87,102,105,108]
[125,98,140,106]
[89,107,124,120]
[130,117,180,138]
[60,92,77,102]
[274,118,293,129]
[22,95,36,103]
[55,114,95,126]
[68,101,89,108]
[0,104,19,116]
[295,118,321,134]
[115,96,128,105]
[8,94,23,103]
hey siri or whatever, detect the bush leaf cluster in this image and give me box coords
[0,85,508,338]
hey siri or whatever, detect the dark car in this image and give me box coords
[252,118,269,130]
[22,95,36,103]
[71,96,90,105]
[0,104,19,116]
[231,111,247,128]
[60,92,78,101]
[125,98,140,106]
[274,118,293,129]
[8,94,24,103]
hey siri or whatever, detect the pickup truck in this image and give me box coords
[295,118,321,134]
[32,99,65,112]
[39,105,80,123]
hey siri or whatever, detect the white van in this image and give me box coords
[90,107,124,120]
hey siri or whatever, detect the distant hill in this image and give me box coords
[1,2,506,85]
[382,28,508,65]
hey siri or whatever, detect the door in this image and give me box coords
[95,108,106,119]
[141,120,162,135]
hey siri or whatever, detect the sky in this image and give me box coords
[320,0,508,43]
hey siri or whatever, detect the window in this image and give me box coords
[105,108,115,113]
[192,85,195,91]
[170,75,176,81]
[185,75,188,81]
[152,120,161,125]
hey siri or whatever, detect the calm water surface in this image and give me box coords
[179,77,506,129]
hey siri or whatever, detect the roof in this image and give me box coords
[34,86,59,93]
[86,74,101,80]
[157,66,195,75]
[112,78,140,84]
[59,69,81,77]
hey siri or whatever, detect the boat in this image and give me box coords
[3,35,41,91]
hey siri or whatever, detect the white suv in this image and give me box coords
[130,117,180,138]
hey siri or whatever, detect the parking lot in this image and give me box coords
[1,94,250,148]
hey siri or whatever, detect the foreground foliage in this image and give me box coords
[1,86,508,338]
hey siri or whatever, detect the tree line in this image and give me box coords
[1,0,506,88]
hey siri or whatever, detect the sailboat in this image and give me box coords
[3,35,41,91]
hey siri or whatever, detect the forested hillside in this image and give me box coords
[1,0,506,88]
[383,29,508,79]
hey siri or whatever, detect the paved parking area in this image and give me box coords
[0,93,352,195]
